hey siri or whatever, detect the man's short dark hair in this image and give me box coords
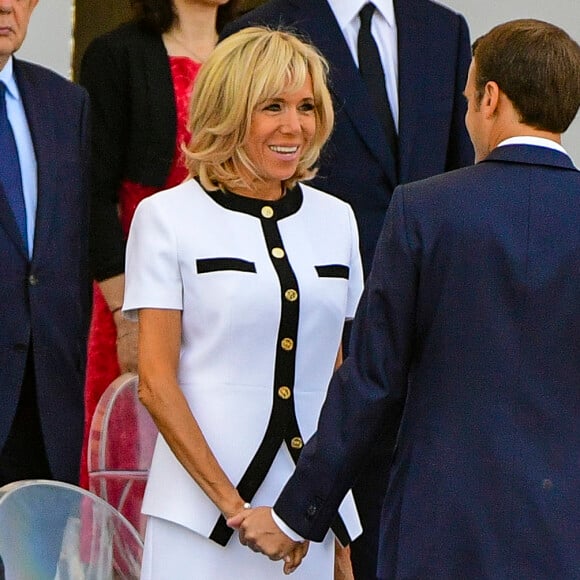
[472,19,580,133]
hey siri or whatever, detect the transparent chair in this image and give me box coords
[87,373,158,539]
[0,479,142,579]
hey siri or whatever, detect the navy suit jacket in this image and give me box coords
[0,60,91,483]
[274,145,580,578]
[222,0,474,273]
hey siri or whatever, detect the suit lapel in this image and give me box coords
[0,180,28,258]
[395,0,430,181]
[14,60,58,264]
[290,0,397,187]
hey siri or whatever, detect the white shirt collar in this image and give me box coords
[329,0,395,31]
[497,136,568,156]
[0,57,20,101]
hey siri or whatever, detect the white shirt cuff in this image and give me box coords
[271,509,305,542]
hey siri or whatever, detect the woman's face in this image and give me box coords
[243,74,316,200]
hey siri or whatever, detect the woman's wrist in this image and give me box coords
[222,497,251,518]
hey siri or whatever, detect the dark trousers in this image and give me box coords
[0,349,52,487]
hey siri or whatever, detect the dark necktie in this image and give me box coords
[0,81,28,251]
[358,3,398,163]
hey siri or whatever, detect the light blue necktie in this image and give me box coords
[0,81,28,251]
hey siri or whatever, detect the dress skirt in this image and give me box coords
[141,515,335,580]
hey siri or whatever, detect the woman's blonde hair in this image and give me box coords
[184,27,334,192]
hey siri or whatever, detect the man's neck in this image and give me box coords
[490,121,562,151]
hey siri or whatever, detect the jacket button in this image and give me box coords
[278,386,292,400]
[261,206,274,219]
[290,437,303,449]
[271,247,285,259]
[281,338,294,351]
[28,274,38,286]
[284,289,298,302]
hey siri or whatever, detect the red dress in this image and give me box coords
[80,57,201,489]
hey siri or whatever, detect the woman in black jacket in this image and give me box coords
[79,0,236,491]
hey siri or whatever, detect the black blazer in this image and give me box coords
[80,21,177,280]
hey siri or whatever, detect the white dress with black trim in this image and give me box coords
[124,178,364,579]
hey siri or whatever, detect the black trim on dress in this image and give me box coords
[208,187,350,547]
[196,257,256,273]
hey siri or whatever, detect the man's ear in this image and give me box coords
[482,81,500,118]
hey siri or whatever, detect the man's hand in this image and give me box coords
[227,507,309,574]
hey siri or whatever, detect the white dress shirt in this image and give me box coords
[0,57,38,257]
[329,0,399,130]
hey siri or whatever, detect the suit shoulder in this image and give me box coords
[221,0,292,37]
[83,20,160,60]
[139,180,203,212]
[300,182,356,215]
[418,0,467,22]
[396,165,487,209]
[14,60,86,99]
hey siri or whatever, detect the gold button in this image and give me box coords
[291,437,303,449]
[271,247,285,259]
[278,386,292,400]
[284,289,298,302]
[261,206,274,218]
[281,338,294,351]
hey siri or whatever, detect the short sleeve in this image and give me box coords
[345,205,364,319]
[123,196,183,320]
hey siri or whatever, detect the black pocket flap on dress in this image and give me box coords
[196,258,257,274]
[315,264,350,279]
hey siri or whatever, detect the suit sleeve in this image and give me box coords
[445,13,474,170]
[274,187,420,541]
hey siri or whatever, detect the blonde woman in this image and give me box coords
[124,28,362,578]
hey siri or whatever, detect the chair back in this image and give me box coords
[87,373,158,539]
[0,479,142,579]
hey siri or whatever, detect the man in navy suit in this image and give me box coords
[0,0,91,486]
[230,19,580,579]
[222,3,474,574]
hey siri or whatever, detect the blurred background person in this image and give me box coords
[78,0,237,489]
[222,2,475,575]
[0,0,90,486]
[124,27,363,579]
